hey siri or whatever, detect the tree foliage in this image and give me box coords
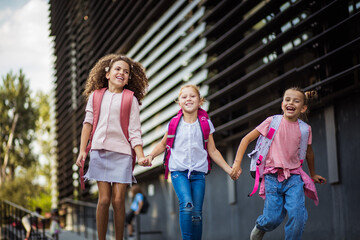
[34,91,55,187]
[0,70,38,183]
[0,165,51,213]
[0,70,56,212]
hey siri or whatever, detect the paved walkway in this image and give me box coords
[58,230,90,240]
[56,229,114,240]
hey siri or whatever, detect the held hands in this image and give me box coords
[226,162,242,180]
[230,162,242,180]
[312,174,327,184]
[138,155,153,167]
[76,152,87,167]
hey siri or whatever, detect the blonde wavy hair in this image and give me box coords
[177,84,205,105]
[83,54,148,104]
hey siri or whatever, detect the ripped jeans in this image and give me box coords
[171,170,205,240]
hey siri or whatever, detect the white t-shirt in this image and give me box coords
[168,118,215,176]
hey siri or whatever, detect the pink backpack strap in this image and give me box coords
[248,115,282,197]
[81,88,107,190]
[198,108,211,172]
[120,89,136,170]
[164,110,182,179]
[85,88,107,153]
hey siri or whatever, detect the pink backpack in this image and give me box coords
[163,108,212,179]
[80,87,135,189]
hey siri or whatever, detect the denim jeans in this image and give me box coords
[256,174,308,240]
[171,171,205,240]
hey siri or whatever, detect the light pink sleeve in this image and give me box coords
[83,92,94,125]
[128,97,143,148]
[255,116,273,137]
[308,125,312,145]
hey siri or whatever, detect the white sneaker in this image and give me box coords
[250,225,265,240]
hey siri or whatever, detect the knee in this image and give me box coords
[112,198,125,211]
[257,214,283,231]
[180,202,193,213]
[98,197,111,209]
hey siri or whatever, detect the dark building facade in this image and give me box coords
[50,0,360,239]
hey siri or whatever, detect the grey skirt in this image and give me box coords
[84,150,136,184]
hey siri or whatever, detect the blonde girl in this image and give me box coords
[139,84,239,240]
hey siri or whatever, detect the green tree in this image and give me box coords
[33,90,58,210]
[0,70,38,185]
[0,166,43,209]
[34,91,53,184]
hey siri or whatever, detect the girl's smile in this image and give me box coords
[179,87,200,114]
[281,89,307,121]
[106,60,130,93]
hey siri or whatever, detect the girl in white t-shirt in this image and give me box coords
[139,84,239,240]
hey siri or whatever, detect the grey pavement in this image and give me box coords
[56,229,114,240]
[58,230,90,240]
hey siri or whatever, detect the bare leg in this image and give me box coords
[26,231,31,239]
[22,216,31,239]
[97,181,112,240]
[127,223,134,236]
[112,183,127,240]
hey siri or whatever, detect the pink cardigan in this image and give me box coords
[259,167,319,206]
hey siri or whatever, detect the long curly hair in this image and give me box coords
[83,54,148,104]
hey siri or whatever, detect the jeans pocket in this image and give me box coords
[265,175,278,194]
[287,174,303,189]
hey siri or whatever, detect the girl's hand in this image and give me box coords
[138,155,153,166]
[312,174,326,184]
[227,166,240,180]
[76,152,87,167]
[137,157,147,166]
[225,167,233,179]
[231,163,242,180]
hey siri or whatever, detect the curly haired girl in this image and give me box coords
[76,54,148,240]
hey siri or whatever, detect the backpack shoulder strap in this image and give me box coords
[85,88,107,154]
[120,89,136,170]
[257,115,282,161]
[82,88,106,190]
[298,119,310,164]
[120,89,134,140]
[198,108,210,146]
[164,109,182,179]
[166,109,183,147]
[248,115,282,197]
[197,108,211,172]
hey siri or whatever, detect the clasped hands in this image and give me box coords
[138,155,153,167]
[229,162,242,180]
